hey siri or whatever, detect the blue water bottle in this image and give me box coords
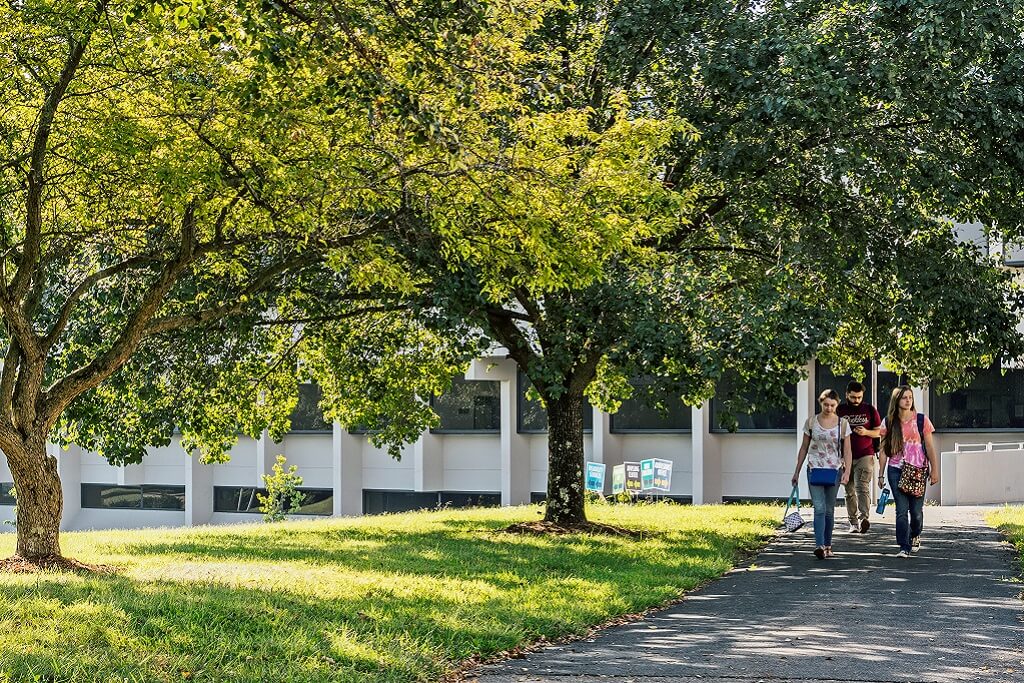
[876,487,891,515]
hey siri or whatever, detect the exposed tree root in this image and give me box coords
[504,520,647,539]
[0,554,114,574]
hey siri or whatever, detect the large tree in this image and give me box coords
[284,0,1024,525]
[0,0,406,561]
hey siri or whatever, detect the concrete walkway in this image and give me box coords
[471,507,1024,683]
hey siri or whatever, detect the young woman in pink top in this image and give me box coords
[877,385,939,557]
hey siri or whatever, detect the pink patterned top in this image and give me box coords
[879,413,934,468]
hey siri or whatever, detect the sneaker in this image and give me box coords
[848,524,860,533]
[896,550,910,558]
[911,536,921,553]
[814,547,825,559]
[860,519,870,533]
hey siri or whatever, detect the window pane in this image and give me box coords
[876,370,910,414]
[141,485,186,511]
[290,383,332,432]
[432,378,501,432]
[0,483,14,506]
[610,379,691,432]
[214,486,263,513]
[815,361,872,405]
[711,380,797,431]
[362,490,440,514]
[439,491,501,508]
[931,366,1024,430]
[81,484,143,509]
[293,489,333,516]
[516,370,594,433]
[213,486,335,514]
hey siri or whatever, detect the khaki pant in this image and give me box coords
[846,456,876,526]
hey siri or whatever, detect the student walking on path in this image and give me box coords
[792,388,852,559]
[837,380,882,534]
[879,384,939,557]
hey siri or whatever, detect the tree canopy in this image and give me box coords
[285,0,1024,524]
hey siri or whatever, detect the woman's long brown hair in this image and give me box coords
[883,385,915,458]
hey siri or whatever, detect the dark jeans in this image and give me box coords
[888,465,924,552]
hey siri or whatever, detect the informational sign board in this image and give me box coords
[651,458,673,492]
[624,461,643,493]
[585,462,606,492]
[611,464,625,494]
[640,459,655,490]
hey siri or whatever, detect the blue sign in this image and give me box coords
[585,462,606,492]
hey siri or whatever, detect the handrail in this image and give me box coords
[952,442,1024,453]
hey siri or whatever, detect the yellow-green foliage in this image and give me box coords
[0,503,777,682]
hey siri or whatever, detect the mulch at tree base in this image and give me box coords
[503,520,647,539]
[0,555,114,574]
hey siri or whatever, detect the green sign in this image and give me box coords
[640,459,655,490]
[611,464,625,494]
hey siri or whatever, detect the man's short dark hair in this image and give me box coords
[846,381,865,394]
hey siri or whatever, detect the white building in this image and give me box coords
[0,222,1019,529]
[1,352,1023,531]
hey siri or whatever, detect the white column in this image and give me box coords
[793,361,816,499]
[256,428,273,486]
[54,443,81,531]
[691,402,722,504]
[333,422,363,516]
[466,357,528,506]
[118,462,145,486]
[591,409,622,495]
[185,453,214,526]
[412,431,443,492]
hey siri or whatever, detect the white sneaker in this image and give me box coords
[896,550,910,558]
[848,524,860,533]
[911,536,921,553]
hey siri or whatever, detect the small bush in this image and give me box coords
[257,455,307,522]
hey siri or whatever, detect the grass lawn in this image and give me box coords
[988,505,1024,566]
[0,502,778,682]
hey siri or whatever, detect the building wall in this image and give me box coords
[1,357,1022,531]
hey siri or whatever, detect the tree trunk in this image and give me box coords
[544,392,587,525]
[7,443,63,559]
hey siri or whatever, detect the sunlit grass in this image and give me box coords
[0,502,778,682]
[988,505,1024,569]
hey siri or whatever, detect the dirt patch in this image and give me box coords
[503,520,647,539]
[0,554,115,574]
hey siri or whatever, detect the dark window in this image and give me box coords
[931,366,1024,431]
[0,483,14,506]
[610,378,691,433]
[431,377,500,432]
[363,490,441,515]
[290,383,332,433]
[711,380,798,432]
[876,369,910,414]
[439,491,501,508]
[213,486,333,515]
[362,490,502,514]
[81,484,185,511]
[141,485,186,511]
[516,370,593,433]
[815,361,873,405]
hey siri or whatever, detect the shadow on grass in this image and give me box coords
[0,522,769,683]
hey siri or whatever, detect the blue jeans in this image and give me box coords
[888,465,924,552]
[808,482,838,547]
